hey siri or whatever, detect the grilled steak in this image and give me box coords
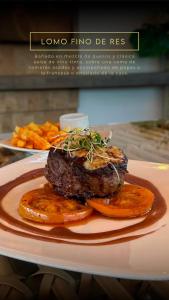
[45,146,128,199]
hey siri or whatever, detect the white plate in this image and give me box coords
[0,153,169,280]
[0,134,48,153]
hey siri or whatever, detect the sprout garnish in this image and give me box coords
[52,128,111,161]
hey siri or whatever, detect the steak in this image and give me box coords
[45,146,128,199]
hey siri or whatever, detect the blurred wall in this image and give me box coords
[78,4,163,125]
[79,88,162,125]
[0,3,78,132]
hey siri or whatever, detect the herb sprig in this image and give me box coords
[53,128,112,162]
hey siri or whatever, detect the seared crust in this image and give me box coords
[45,147,128,199]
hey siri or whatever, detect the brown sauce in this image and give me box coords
[0,168,167,246]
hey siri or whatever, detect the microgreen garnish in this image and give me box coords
[53,128,111,162]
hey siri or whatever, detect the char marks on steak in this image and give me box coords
[45,146,128,199]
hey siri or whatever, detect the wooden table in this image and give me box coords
[107,122,169,163]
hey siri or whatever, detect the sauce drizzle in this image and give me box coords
[0,169,167,246]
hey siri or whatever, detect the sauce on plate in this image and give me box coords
[0,168,166,246]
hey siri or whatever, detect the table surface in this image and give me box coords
[108,122,169,163]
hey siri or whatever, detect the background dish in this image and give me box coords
[0,136,48,153]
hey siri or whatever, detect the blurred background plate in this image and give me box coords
[0,133,48,154]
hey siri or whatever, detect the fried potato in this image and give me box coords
[11,121,67,150]
[11,136,19,145]
[27,122,43,136]
[26,143,34,149]
[40,121,59,134]
[26,130,51,150]
[18,128,30,141]
[16,140,26,148]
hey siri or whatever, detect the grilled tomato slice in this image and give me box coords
[19,188,93,224]
[87,184,154,218]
